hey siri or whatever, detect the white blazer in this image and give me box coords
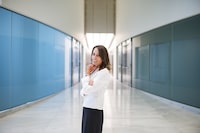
[80,68,112,110]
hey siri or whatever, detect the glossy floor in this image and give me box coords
[0,80,200,133]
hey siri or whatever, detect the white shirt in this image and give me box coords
[80,68,112,110]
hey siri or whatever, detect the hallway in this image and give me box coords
[0,80,200,133]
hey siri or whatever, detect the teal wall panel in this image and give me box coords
[131,14,200,108]
[149,42,171,98]
[171,15,200,106]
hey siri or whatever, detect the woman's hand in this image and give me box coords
[88,79,94,86]
[86,64,96,86]
[86,64,97,75]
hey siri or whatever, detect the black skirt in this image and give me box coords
[82,107,104,133]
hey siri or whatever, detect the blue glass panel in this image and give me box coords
[54,31,65,90]
[0,8,70,111]
[38,23,56,95]
[0,8,12,110]
[38,24,66,95]
[11,13,39,106]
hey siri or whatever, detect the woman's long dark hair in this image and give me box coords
[91,45,111,71]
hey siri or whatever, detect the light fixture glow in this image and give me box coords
[86,33,114,49]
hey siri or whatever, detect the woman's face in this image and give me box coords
[92,48,102,67]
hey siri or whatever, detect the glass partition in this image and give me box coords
[0,7,83,111]
[121,39,132,86]
[120,14,200,108]
[72,39,80,85]
[117,44,122,81]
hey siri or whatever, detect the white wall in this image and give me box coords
[112,0,200,47]
[2,0,86,46]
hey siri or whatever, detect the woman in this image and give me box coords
[80,45,112,133]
